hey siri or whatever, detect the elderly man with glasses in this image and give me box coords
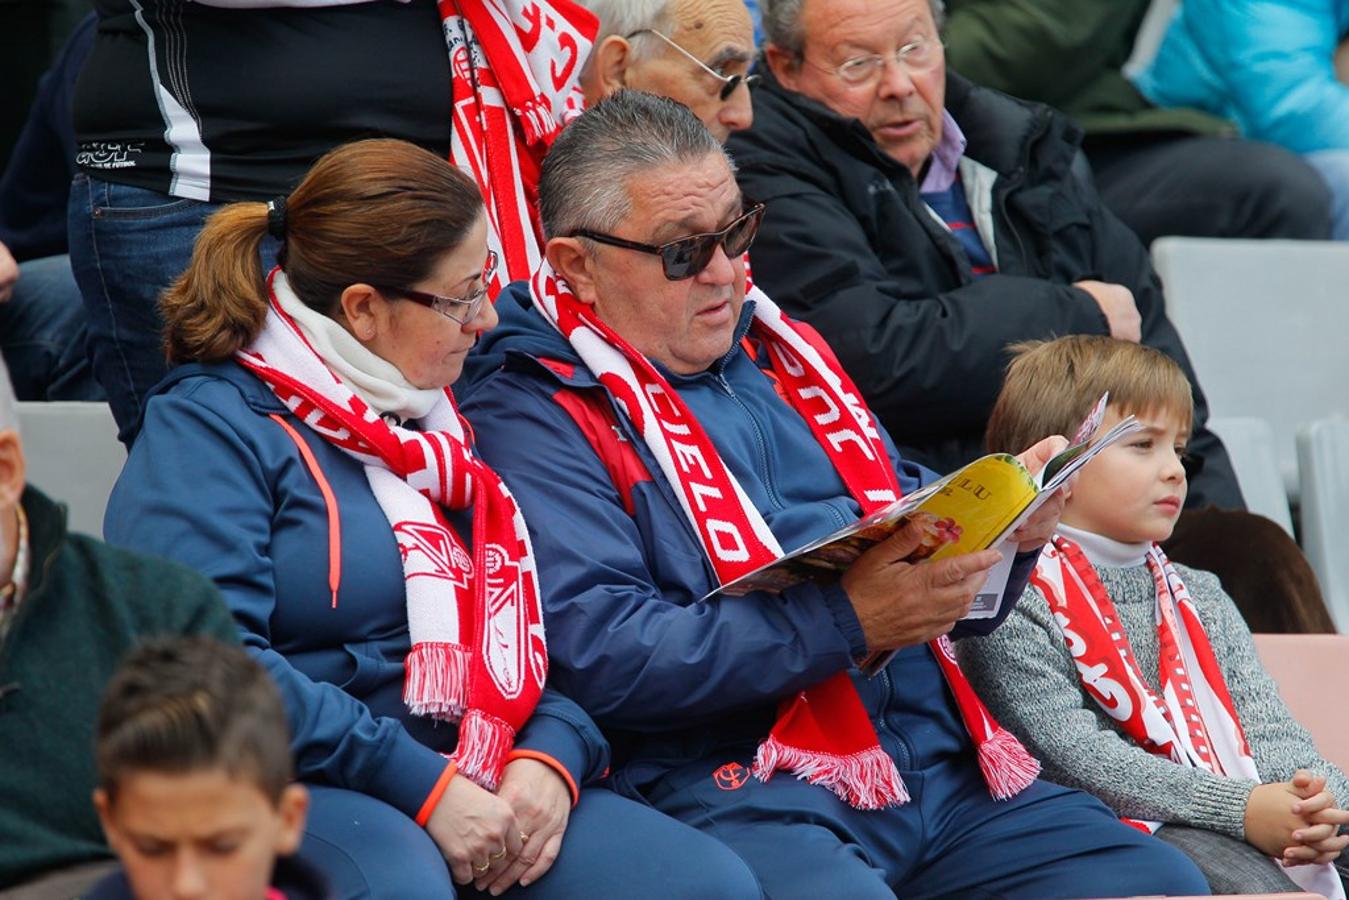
[575,0,757,141]
[727,0,1246,521]
[460,89,1208,900]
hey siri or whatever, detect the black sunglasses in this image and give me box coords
[573,202,766,281]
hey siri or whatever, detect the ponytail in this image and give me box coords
[161,138,484,364]
[160,202,273,364]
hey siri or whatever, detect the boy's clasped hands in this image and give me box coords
[1245,769,1349,867]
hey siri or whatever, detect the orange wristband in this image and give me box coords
[507,749,580,806]
[414,761,458,827]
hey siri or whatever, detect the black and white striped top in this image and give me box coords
[72,0,455,203]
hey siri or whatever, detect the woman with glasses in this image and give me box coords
[103,138,761,900]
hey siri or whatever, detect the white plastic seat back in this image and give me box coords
[1152,237,1349,497]
[1297,417,1349,631]
[16,402,124,538]
[1204,417,1293,536]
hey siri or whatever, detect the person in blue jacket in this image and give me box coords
[104,138,761,900]
[459,90,1211,899]
[1136,0,1349,240]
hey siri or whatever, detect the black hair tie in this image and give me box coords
[266,196,288,240]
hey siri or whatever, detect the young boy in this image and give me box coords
[89,637,323,900]
[957,335,1349,896]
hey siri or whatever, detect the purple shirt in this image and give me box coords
[919,111,967,193]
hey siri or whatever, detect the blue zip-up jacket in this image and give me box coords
[105,361,609,820]
[458,284,1037,796]
[1136,0,1349,153]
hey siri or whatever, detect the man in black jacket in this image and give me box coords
[729,0,1244,512]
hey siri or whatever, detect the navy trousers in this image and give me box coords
[298,784,763,900]
[649,752,1211,899]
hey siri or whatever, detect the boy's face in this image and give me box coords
[1060,407,1189,544]
[94,769,307,900]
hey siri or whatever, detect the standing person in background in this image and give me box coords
[68,0,595,446]
[1,14,100,402]
[104,138,761,900]
[1137,0,1349,240]
[941,0,1333,248]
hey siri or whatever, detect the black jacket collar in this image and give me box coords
[744,63,1081,183]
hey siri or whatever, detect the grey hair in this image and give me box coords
[572,0,674,64]
[761,0,947,57]
[0,357,16,435]
[539,90,730,240]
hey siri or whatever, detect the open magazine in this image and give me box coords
[709,394,1143,669]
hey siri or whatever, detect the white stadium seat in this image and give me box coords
[16,401,124,538]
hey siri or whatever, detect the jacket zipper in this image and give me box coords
[714,374,788,513]
[877,667,913,771]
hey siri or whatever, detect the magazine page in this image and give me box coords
[710,454,1037,600]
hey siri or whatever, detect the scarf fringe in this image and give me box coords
[976,728,1041,800]
[518,97,555,145]
[752,736,910,810]
[403,642,471,720]
[454,708,516,791]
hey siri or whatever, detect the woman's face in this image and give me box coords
[363,215,497,389]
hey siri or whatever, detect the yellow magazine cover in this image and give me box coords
[912,454,1038,563]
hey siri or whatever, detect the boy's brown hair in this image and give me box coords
[96,637,293,804]
[985,335,1194,455]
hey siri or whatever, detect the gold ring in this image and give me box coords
[520,832,531,844]
[489,846,508,861]
[473,860,491,874]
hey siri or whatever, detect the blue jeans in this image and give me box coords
[67,173,223,445]
[0,254,104,401]
[1306,150,1349,241]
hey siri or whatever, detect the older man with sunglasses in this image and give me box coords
[460,90,1208,900]
[575,0,757,141]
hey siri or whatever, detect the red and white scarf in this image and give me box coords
[1032,535,1343,898]
[529,261,1039,809]
[237,269,547,790]
[441,0,595,297]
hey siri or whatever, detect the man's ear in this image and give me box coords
[544,238,600,306]
[274,783,309,857]
[336,284,384,343]
[0,431,25,514]
[763,43,801,91]
[587,35,634,99]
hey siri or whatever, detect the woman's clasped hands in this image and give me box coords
[425,757,573,895]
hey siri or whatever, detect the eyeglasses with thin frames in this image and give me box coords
[806,34,942,86]
[373,250,499,325]
[572,202,766,281]
[626,28,760,101]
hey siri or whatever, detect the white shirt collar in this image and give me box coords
[1058,522,1150,568]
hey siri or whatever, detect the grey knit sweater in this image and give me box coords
[955,543,1349,839]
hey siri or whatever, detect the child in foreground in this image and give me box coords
[956,335,1349,896]
[88,637,324,900]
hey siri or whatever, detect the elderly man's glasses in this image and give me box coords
[373,251,498,324]
[574,203,766,281]
[627,28,760,101]
[811,35,942,85]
